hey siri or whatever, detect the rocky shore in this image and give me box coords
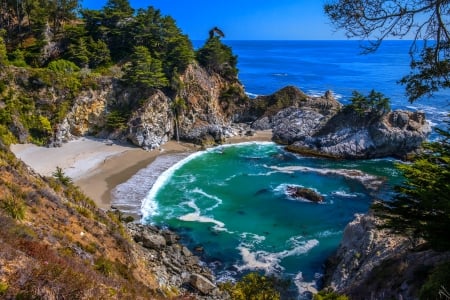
[323,213,450,299]
[126,222,228,299]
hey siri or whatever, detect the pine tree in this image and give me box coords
[373,120,450,250]
[123,46,168,88]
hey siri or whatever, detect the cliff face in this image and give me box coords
[324,213,450,299]
[176,63,246,145]
[50,62,245,149]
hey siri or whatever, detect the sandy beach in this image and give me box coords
[10,130,272,210]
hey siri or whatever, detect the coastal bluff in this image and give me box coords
[243,86,430,159]
[323,213,450,299]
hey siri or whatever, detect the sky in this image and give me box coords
[80,0,347,40]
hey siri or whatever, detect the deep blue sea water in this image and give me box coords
[140,41,449,297]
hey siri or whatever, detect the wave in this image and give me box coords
[332,190,359,198]
[178,198,229,232]
[294,272,319,297]
[141,151,205,219]
[266,164,385,192]
[191,187,223,211]
[235,238,319,274]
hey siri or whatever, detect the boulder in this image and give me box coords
[286,186,323,203]
[190,273,216,295]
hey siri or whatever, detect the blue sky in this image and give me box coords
[80,0,346,40]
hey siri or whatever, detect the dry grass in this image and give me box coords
[0,141,164,299]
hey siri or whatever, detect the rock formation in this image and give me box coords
[286,186,323,203]
[49,62,246,149]
[245,86,431,159]
[323,213,450,299]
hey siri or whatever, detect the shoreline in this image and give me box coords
[10,130,272,211]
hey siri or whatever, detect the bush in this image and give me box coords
[419,262,450,300]
[313,288,349,300]
[220,272,281,300]
[0,281,8,296]
[1,195,26,220]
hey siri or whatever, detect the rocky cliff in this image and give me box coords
[50,62,246,149]
[324,213,450,299]
[247,86,430,159]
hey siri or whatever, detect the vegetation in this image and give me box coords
[419,262,450,300]
[220,272,282,300]
[324,0,449,102]
[346,90,391,116]
[197,28,238,79]
[373,121,450,251]
[313,288,349,300]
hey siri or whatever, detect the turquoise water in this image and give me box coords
[142,142,402,293]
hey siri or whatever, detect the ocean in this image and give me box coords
[136,41,448,297]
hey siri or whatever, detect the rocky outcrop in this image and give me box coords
[127,223,228,299]
[286,186,323,203]
[282,109,430,159]
[267,92,431,158]
[238,86,341,129]
[176,63,245,145]
[324,213,450,299]
[127,90,173,149]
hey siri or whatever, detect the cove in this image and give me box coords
[141,142,402,294]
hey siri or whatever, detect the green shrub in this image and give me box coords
[1,195,26,220]
[0,281,8,295]
[47,59,80,74]
[419,262,450,300]
[313,288,349,300]
[220,272,281,300]
[94,257,114,276]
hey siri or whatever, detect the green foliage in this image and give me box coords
[0,125,17,146]
[373,120,450,250]
[9,49,27,67]
[0,281,8,296]
[419,262,450,300]
[324,0,449,102]
[347,90,390,116]
[401,46,450,102]
[0,34,7,66]
[52,167,72,186]
[220,272,281,300]
[313,288,349,300]
[1,195,26,220]
[123,46,168,88]
[197,35,238,79]
[47,59,80,74]
[106,109,129,130]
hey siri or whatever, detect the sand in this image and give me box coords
[10,130,272,210]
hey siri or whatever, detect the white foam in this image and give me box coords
[294,272,319,296]
[191,187,223,211]
[235,239,319,274]
[141,151,205,219]
[332,190,358,197]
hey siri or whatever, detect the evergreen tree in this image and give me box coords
[197,32,238,79]
[373,120,450,250]
[123,46,168,88]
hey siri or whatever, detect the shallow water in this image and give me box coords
[141,142,402,295]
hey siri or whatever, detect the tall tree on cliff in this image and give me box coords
[197,27,238,80]
[325,1,450,251]
[325,0,449,102]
